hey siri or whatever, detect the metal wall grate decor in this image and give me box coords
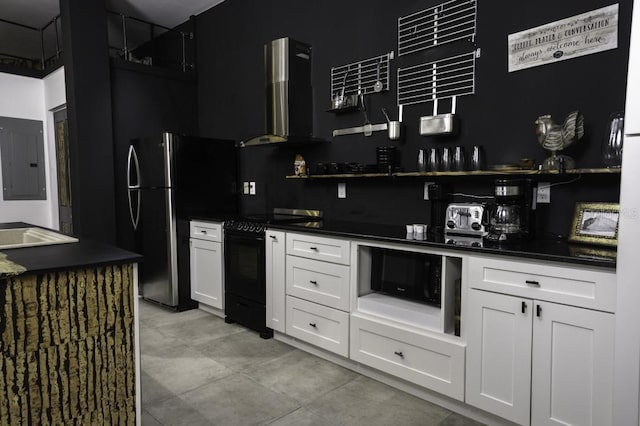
[397,51,477,106]
[398,0,477,56]
[330,52,394,100]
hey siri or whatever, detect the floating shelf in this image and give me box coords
[286,168,622,179]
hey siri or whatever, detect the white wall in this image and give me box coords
[43,67,66,230]
[0,69,66,229]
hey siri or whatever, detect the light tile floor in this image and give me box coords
[139,299,485,426]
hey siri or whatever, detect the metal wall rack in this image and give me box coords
[398,50,477,107]
[398,0,477,56]
[330,52,394,101]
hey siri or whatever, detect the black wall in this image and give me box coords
[197,0,629,236]
[60,0,117,243]
[110,61,198,250]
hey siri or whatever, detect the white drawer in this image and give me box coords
[468,255,616,312]
[286,256,350,311]
[286,296,349,357]
[286,232,350,265]
[350,313,465,401]
[190,220,222,242]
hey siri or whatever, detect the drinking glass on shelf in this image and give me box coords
[602,112,624,168]
[417,149,427,172]
[428,148,440,172]
[441,147,452,172]
[471,145,486,171]
[452,146,466,171]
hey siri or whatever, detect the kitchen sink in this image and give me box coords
[0,227,78,249]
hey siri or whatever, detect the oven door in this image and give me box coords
[224,231,266,304]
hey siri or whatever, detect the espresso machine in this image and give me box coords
[484,179,535,243]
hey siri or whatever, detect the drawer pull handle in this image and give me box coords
[394,351,404,359]
[201,230,207,234]
[269,235,277,240]
[525,280,540,286]
[309,280,318,285]
[309,246,318,251]
[309,322,317,328]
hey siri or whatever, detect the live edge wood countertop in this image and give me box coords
[0,223,142,425]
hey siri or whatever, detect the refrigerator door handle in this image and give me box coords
[128,188,140,230]
[127,145,141,230]
[127,145,141,189]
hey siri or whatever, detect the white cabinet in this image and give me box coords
[468,255,616,312]
[190,220,224,309]
[286,295,349,357]
[286,255,351,311]
[349,242,466,401]
[531,301,614,426]
[350,312,465,400]
[286,232,350,264]
[285,232,351,356]
[466,289,615,426]
[266,230,286,333]
[465,290,534,425]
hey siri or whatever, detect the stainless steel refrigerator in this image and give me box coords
[127,132,238,307]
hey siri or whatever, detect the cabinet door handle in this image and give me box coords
[521,301,527,314]
[309,246,318,251]
[394,351,404,359]
[536,304,542,317]
[526,280,540,286]
[309,280,318,285]
[309,322,317,328]
[269,235,277,240]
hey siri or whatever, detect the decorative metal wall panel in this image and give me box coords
[398,0,477,56]
[330,52,394,99]
[397,51,476,106]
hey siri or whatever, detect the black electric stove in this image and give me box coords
[223,209,322,338]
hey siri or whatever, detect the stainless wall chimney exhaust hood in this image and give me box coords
[241,37,323,147]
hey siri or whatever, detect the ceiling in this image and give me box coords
[1,0,225,61]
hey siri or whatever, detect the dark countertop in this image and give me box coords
[267,220,617,269]
[0,222,142,277]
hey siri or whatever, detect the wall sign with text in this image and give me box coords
[508,4,618,72]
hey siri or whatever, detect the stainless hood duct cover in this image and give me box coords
[241,38,323,147]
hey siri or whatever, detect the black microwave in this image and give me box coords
[370,247,442,306]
